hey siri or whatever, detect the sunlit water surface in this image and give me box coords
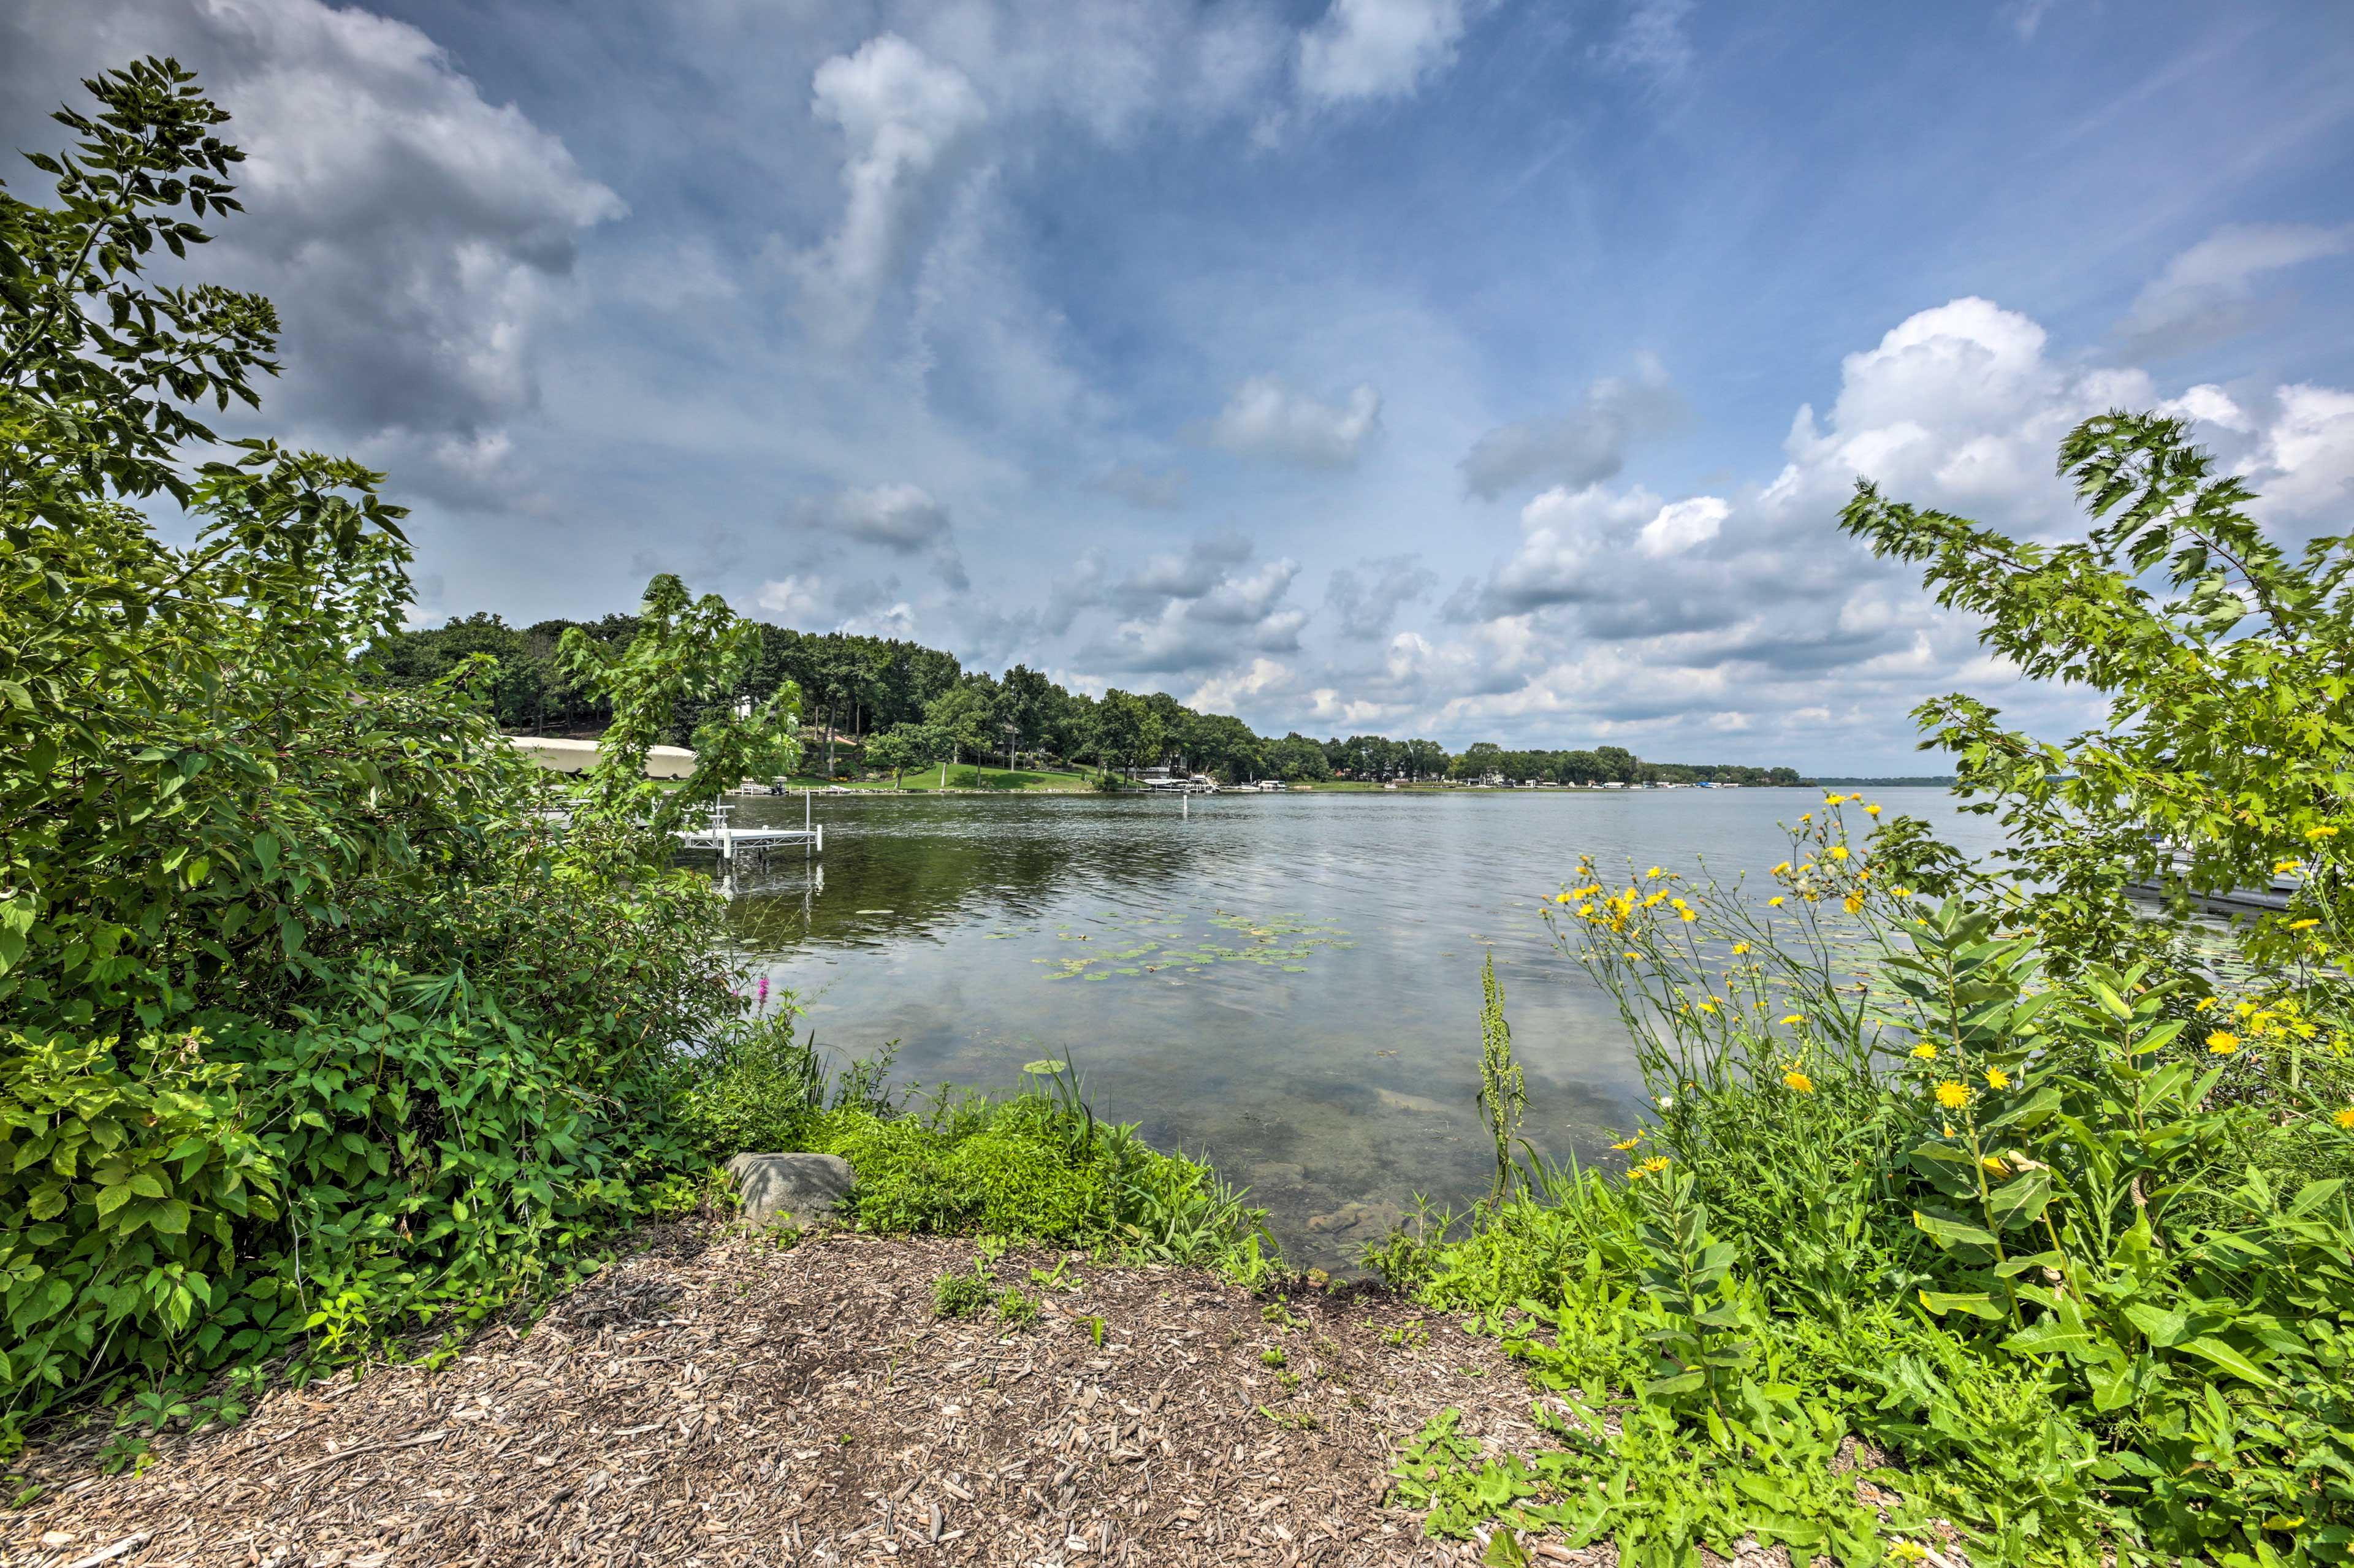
[718,788,2000,1269]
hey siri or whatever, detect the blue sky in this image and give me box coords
[6,0,2351,769]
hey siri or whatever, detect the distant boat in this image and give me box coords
[2124,852,2298,918]
[509,734,696,779]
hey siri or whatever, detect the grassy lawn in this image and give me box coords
[779,763,1099,792]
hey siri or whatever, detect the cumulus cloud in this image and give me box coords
[1482,484,1661,613]
[1297,0,1477,105]
[1426,292,2333,749]
[1186,657,1296,715]
[1459,355,1685,499]
[2120,223,2353,356]
[755,575,826,619]
[796,34,988,343]
[1636,496,1727,558]
[1208,376,1383,467]
[1062,534,1312,674]
[796,482,970,588]
[0,0,622,498]
[1326,555,1439,640]
[2247,384,2354,520]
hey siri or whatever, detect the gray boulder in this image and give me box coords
[725,1152,856,1228]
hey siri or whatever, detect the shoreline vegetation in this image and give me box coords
[6,63,2351,1568]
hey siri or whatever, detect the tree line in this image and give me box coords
[368,612,1802,786]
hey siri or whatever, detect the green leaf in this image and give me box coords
[1985,1168,2053,1230]
[2176,1336,2273,1388]
[1912,1209,1999,1250]
[1918,1290,2004,1320]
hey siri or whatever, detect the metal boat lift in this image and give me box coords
[674,799,822,870]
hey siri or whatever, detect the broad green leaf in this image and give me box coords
[2176,1336,2274,1388]
[1913,1209,1999,1250]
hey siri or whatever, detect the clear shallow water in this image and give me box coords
[718,787,2000,1269]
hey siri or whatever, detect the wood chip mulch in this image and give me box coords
[2,1224,1604,1568]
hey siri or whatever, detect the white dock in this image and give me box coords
[674,799,823,869]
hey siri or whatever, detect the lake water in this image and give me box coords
[720,786,2000,1269]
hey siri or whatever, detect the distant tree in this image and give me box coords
[1094,690,1164,778]
[863,723,935,789]
[926,681,996,768]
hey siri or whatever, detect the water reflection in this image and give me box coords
[714,788,1997,1270]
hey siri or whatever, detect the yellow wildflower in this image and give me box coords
[2275,859,2303,875]
[1731,942,1751,955]
[1781,1013,1805,1026]
[1866,803,1882,817]
[2306,825,2341,840]
[1783,1070,1815,1094]
[1769,896,1786,907]
[1679,908,1698,923]
[1825,794,1843,806]
[1911,1041,1938,1060]
[1979,1155,2009,1176]
[2336,1106,2354,1130]
[1844,893,1865,914]
[2287,918,2320,931]
[1610,1133,1644,1152]
[2206,1031,2240,1055]
[1646,866,1666,879]
[1984,1066,2011,1090]
[1830,846,1849,861]
[1628,1155,1671,1181]
[1935,1081,1971,1109]
[1800,813,1812,823]
[1772,861,1792,875]
[2193,997,2217,1012]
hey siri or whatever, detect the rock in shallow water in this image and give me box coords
[726,1152,855,1227]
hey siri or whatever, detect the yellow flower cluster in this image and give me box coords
[1628,1155,1671,1180]
[1935,1081,1972,1109]
[1783,1069,1815,1094]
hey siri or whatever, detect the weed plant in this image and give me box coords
[1369,416,2354,1566]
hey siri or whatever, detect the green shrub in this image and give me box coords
[1376,413,2354,1565]
[0,64,786,1439]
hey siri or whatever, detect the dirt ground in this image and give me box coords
[1,1225,1604,1568]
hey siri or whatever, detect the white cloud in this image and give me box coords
[1297,0,1474,105]
[1636,495,1728,558]
[1187,657,1295,714]
[1596,0,1695,82]
[2121,223,2353,354]
[1459,354,1685,499]
[797,34,988,342]
[0,0,623,495]
[756,575,825,618]
[1208,376,1383,467]
[1327,555,1439,640]
[1484,483,1660,612]
[798,482,970,588]
[2248,383,2354,520]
